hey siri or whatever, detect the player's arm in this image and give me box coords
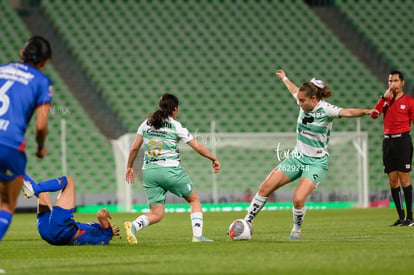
[339,108,376,117]
[35,104,51,158]
[371,89,393,119]
[125,134,143,184]
[187,139,221,173]
[276,69,299,99]
[97,208,120,238]
[97,208,112,230]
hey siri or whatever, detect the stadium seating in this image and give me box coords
[335,0,414,82]
[0,1,116,195]
[40,0,389,194]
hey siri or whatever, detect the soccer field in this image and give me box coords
[1,208,413,274]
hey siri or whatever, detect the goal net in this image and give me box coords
[112,130,368,212]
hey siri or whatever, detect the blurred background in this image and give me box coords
[2,0,412,210]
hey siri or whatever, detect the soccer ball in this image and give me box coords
[228,219,252,240]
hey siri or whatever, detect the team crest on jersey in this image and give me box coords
[315,110,322,118]
[400,105,406,110]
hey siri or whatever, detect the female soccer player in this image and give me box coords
[124,93,221,243]
[243,69,376,239]
[22,174,120,245]
[0,36,52,241]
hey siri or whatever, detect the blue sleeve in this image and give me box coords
[35,76,53,107]
[71,222,113,245]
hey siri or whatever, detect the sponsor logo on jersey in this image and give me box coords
[302,115,314,125]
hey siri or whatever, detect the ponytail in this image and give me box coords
[148,109,169,129]
[147,93,179,129]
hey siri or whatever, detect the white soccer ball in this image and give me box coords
[228,219,252,240]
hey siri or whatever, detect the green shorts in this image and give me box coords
[276,154,329,186]
[142,166,194,205]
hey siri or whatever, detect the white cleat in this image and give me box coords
[22,180,35,199]
[289,230,301,240]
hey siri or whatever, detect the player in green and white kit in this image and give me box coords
[243,69,376,239]
[124,93,221,244]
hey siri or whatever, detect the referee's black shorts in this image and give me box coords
[382,132,413,174]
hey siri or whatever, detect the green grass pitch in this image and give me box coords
[1,208,414,274]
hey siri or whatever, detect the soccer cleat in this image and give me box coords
[403,219,414,226]
[192,236,214,242]
[22,180,35,199]
[289,230,301,240]
[124,222,138,244]
[24,173,37,185]
[390,219,405,226]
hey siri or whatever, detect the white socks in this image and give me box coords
[244,193,268,223]
[191,212,203,237]
[132,215,150,233]
[132,213,204,238]
[292,207,306,232]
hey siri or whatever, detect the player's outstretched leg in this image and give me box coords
[22,175,36,198]
[22,174,68,198]
[244,168,291,224]
[244,193,268,223]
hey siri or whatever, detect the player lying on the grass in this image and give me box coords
[242,69,377,240]
[22,174,119,245]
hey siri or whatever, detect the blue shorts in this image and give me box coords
[37,206,78,245]
[0,145,26,181]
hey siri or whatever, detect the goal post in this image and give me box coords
[112,128,369,212]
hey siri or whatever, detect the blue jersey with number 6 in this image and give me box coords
[0,62,53,151]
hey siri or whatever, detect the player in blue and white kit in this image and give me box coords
[243,69,376,239]
[0,36,52,241]
[124,93,221,244]
[22,174,120,245]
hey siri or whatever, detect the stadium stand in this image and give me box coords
[0,0,116,197]
[38,0,389,197]
[335,0,414,86]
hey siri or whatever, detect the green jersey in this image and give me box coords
[137,117,194,169]
[296,100,342,157]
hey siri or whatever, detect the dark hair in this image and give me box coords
[389,70,404,81]
[21,36,52,65]
[147,93,179,129]
[299,82,332,100]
